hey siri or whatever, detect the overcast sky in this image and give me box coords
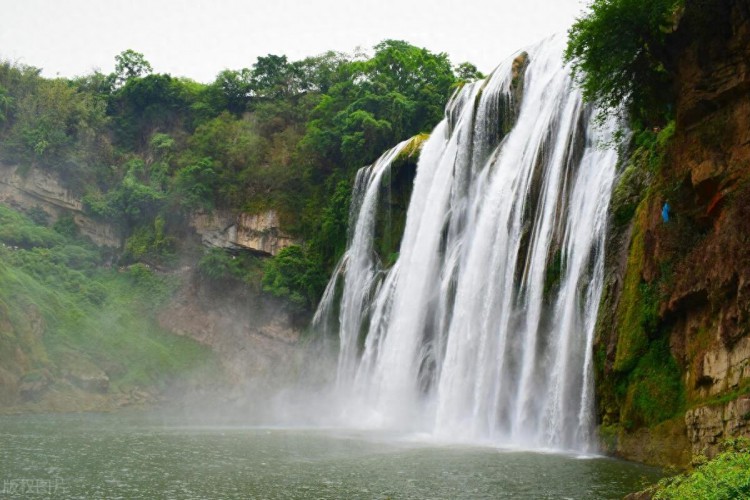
[0,0,588,83]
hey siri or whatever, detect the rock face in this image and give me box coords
[0,163,120,247]
[190,209,298,256]
[596,0,750,465]
[157,275,305,386]
[685,396,750,457]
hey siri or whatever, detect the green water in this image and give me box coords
[0,413,660,499]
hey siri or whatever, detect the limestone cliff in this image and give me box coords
[597,0,750,465]
[190,209,298,256]
[0,163,120,247]
[157,272,309,388]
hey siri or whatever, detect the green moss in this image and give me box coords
[396,133,429,163]
[373,133,425,266]
[613,204,651,372]
[621,339,685,429]
[611,157,651,227]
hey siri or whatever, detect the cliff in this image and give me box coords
[0,163,121,247]
[157,274,306,387]
[190,209,298,256]
[597,0,750,465]
[0,163,307,411]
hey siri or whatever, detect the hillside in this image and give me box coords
[0,40,467,409]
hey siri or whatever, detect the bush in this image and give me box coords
[262,245,326,310]
[652,438,750,499]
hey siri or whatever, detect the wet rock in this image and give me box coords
[62,356,110,394]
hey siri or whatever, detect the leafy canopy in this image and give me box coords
[565,0,683,125]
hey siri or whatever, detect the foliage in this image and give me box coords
[315,180,352,265]
[262,246,327,310]
[651,438,750,499]
[0,205,65,248]
[123,215,176,265]
[114,49,153,87]
[565,0,683,124]
[0,73,110,174]
[0,204,218,392]
[198,247,263,287]
[454,62,485,82]
[0,41,469,312]
[301,40,456,169]
[53,214,79,238]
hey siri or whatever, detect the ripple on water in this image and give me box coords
[0,413,662,499]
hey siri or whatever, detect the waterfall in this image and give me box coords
[313,35,618,452]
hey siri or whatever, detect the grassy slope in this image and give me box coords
[0,204,221,409]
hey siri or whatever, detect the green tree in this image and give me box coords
[564,0,683,125]
[114,49,153,87]
[262,245,326,310]
[0,85,12,124]
[301,40,456,170]
[212,68,253,114]
[455,62,485,82]
[250,54,300,101]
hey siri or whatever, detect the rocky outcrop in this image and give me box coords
[157,274,306,385]
[686,397,750,457]
[0,163,120,247]
[596,0,750,465]
[190,209,298,256]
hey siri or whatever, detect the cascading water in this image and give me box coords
[314,35,619,452]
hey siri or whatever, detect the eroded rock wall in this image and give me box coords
[0,163,120,247]
[190,209,298,256]
[597,0,750,465]
[157,274,307,387]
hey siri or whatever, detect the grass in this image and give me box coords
[0,204,221,399]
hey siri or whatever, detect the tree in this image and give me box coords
[0,85,12,124]
[114,49,153,87]
[455,62,485,82]
[300,40,456,169]
[212,68,252,114]
[250,54,299,101]
[564,0,683,125]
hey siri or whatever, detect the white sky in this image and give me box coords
[0,0,588,83]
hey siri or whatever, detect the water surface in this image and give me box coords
[0,413,660,499]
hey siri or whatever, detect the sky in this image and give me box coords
[0,0,588,83]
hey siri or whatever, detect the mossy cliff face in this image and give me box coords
[596,0,750,466]
[372,133,426,267]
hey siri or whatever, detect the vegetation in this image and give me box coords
[0,205,220,401]
[0,41,464,310]
[565,0,683,125]
[650,438,750,499]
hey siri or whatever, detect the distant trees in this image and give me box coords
[454,62,484,82]
[0,40,468,309]
[114,49,153,87]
